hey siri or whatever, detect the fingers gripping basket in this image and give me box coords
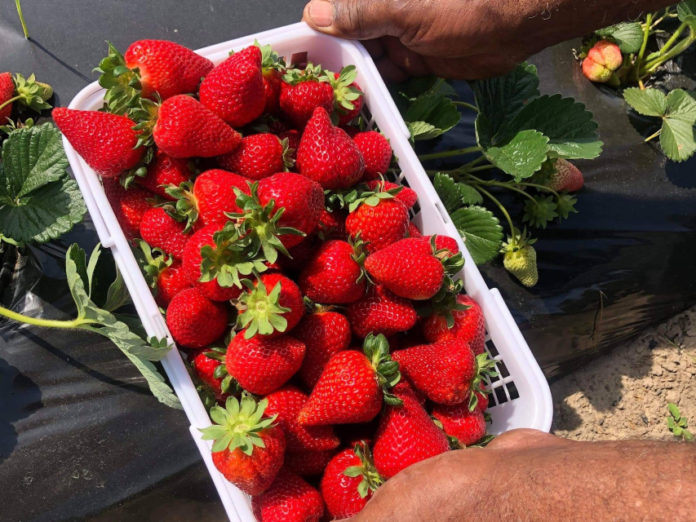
[64,22,553,521]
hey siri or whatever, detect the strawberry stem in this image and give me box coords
[0,95,21,113]
[0,304,96,330]
[15,0,29,39]
[418,145,482,161]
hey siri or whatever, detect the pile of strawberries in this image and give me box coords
[55,39,495,521]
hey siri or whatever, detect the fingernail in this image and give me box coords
[308,0,334,27]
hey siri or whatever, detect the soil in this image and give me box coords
[550,305,696,441]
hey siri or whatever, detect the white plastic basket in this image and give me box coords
[64,22,552,521]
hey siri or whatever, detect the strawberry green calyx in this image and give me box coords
[282,62,324,84]
[95,42,142,116]
[135,239,172,289]
[199,230,267,288]
[165,180,199,232]
[279,137,296,170]
[363,333,402,406]
[0,74,53,115]
[349,233,370,285]
[344,182,401,213]
[416,278,470,327]
[323,65,362,113]
[236,278,291,338]
[501,228,538,287]
[203,346,242,395]
[468,353,497,411]
[200,395,278,455]
[255,40,286,73]
[430,235,464,278]
[343,441,384,498]
[130,97,160,148]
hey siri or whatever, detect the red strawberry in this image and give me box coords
[474,381,490,412]
[372,385,450,479]
[345,197,409,254]
[392,339,476,405]
[298,240,366,305]
[199,45,265,127]
[102,180,152,238]
[53,108,144,178]
[191,347,237,401]
[549,158,584,192]
[123,40,214,99]
[153,95,242,158]
[200,395,285,496]
[257,172,324,248]
[298,334,401,426]
[317,209,347,240]
[226,331,305,395]
[347,285,417,338]
[252,469,324,522]
[432,234,460,255]
[265,387,340,451]
[328,68,364,126]
[236,273,304,338]
[166,287,227,348]
[139,207,189,259]
[218,133,289,180]
[258,42,286,114]
[432,403,486,447]
[284,449,334,477]
[181,224,244,302]
[137,239,191,306]
[422,294,486,355]
[0,72,14,123]
[278,236,321,275]
[137,151,191,199]
[296,107,365,189]
[321,443,382,519]
[294,311,351,389]
[364,179,417,209]
[279,64,334,128]
[407,222,423,238]
[354,132,392,180]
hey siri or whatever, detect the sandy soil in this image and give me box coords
[550,306,696,441]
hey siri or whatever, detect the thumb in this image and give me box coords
[302,0,401,40]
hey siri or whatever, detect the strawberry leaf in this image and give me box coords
[404,90,460,141]
[485,129,549,181]
[623,87,668,117]
[433,173,482,211]
[595,22,643,53]
[450,206,503,264]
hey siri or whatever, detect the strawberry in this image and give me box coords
[431,403,486,447]
[372,384,450,479]
[284,449,334,477]
[166,287,228,348]
[168,169,251,230]
[137,151,191,199]
[258,42,286,114]
[422,294,486,355]
[265,387,340,451]
[549,158,584,192]
[139,207,189,259]
[236,273,304,338]
[296,106,365,189]
[53,108,144,178]
[294,311,351,389]
[582,40,623,83]
[354,132,392,180]
[200,395,285,496]
[298,333,401,426]
[474,380,490,412]
[136,240,191,306]
[252,469,324,522]
[0,72,14,123]
[432,234,460,255]
[102,180,152,238]
[347,285,418,338]
[191,347,238,401]
[326,66,364,126]
[279,64,334,128]
[392,339,476,405]
[217,133,290,180]
[226,330,305,395]
[298,240,367,304]
[199,45,265,127]
[365,179,417,208]
[502,230,538,287]
[317,209,347,240]
[153,95,242,158]
[345,195,409,254]
[407,222,423,238]
[321,442,383,519]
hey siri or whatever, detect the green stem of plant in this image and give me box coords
[0,95,21,113]
[475,186,515,233]
[466,176,539,204]
[641,28,696,76]
[418,145,483,161]
[644,128,662,142]
[453,101,479,112]
[0,304,93,330]
[653,21,687,58]
[637,13,653,64]
[466,164,497,173]
[15,0,29,39]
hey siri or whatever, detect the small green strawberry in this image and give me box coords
[501,230,538,287]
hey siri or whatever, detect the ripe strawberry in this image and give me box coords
[372,384,450,479]
[137,151,191,199]
[191,347,238,401]
[294,311,351,389]
[422,294,486,355]
[549,158,584,192]
[298,240,367,304]
[284,449,334,477]
[365,179,417,208]
[258,42,286,114]
[433,234,460,255]
[278,236,321,275]
[432,403,486,447]
[0,72,14,123]
[321,443,382,519]
[123,40,214,99]
[199,45,265,127]
[137,239,191,306]
[139,207,189,259]
[347,285,417,338]
[296,106,365,189]
[407,222,423,238]
[153,95,242,158]
[502,231,538,287]
[582,40,622,83]
[236,273,304,337]
[474,381,490,412]
[265,387,340,451]
[279,64,334,128]
[354,132,392,180]
[345,197,409,254]
[217,133,289,180]
[252,469,324,522]
[298,333,401,426]
[166,287,228,348]
[392,339,476,405]
[53,108,144,178]
[102,180,152,238]
[200,395,285,496]
[327,67,364,126]
[226,330,305,395]
[317,209,347,240]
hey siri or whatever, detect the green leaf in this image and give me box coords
[450,206,504,264]
[433,173,482,212]
[485,130,549,181]
[407,121,441,141]
[659,90,696,162]
[596,22,644,53]
[664,89,696,124]
[668,403,682,420]
[623,88,668,117]
[102,266,132,312]
[678,0,696,22]
[404,91,460,141]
